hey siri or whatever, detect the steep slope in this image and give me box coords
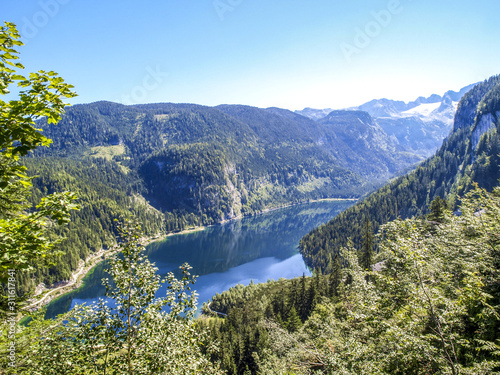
[216,104,418,179]
[297,84,477,159]
[24,101,394,294]
[317,110,418,178]
[372,87,473,158]
[37,102,424,223]
[299,75,500,273]
[20,98,435,294]
[17,157,165,298]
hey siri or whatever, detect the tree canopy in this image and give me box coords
[0,21,78,286]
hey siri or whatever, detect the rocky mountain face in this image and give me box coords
[296,83,477,159]
[299,75,500,273]
[35,101,423,227]
[316,110,413,177]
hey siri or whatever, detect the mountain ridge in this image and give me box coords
[296,83,478,158]
[299,75,500,273]
[21,78,494,297]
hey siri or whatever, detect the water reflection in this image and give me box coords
[45,200,353,319]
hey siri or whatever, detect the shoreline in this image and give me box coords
[218,197,358,225]
[23,233,170,312]
[24,197,357,314]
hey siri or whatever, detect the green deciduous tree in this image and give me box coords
[4,219,223,374]
[0,21,78,285]
[262,187,500,374]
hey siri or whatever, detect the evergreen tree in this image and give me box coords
[298,273,307,321]
[306,277,318,319]
[285,306,302,332]
[360,217,374,271]
[427,196,448,223]
[329,253,342,297]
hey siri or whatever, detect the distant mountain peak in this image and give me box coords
[295,107,334,121]
[296,83,478,121]
[295,82,479,159]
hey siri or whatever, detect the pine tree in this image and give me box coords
[329,253,342,297]
[298,273,307,321]
[306,277,318,319]
[285,306,302,332]
[427,196,448,223]
[360,217,374,271]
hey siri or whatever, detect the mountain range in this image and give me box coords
[296,83,477,158]
[299,75,500,272]
[19,80,486,295]
[34,100,422,225]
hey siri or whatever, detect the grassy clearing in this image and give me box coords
[90,145,125,160]
[90,145,130,174]
[296,177,330,193]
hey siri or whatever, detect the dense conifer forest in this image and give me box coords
[299,75,500,273]
[201,186,500,374]
[19,157,165,296]
[17,96,420,295]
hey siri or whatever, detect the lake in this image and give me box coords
[45,200,354,319]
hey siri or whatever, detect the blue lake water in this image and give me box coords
[45,200,354,319]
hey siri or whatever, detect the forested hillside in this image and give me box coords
[300,74,500,273]
[18,99,425,296]
[33,101,387,219]
[202,186,500,374]
[317,110,410,177]
[200,275,332,374]
[17,157,164,297]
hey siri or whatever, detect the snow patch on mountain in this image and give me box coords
[401,102,443,117]
[295,83,478,160]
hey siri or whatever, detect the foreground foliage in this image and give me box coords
[2,220,222,374]
[204,187,500,374]
[0,22,78,310]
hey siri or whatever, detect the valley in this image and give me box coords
[43,199,355,319]
[5,65,500,375]
[16,82,479,303]
[2,2,499,372]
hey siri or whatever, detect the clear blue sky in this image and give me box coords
[2,0,499,110]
